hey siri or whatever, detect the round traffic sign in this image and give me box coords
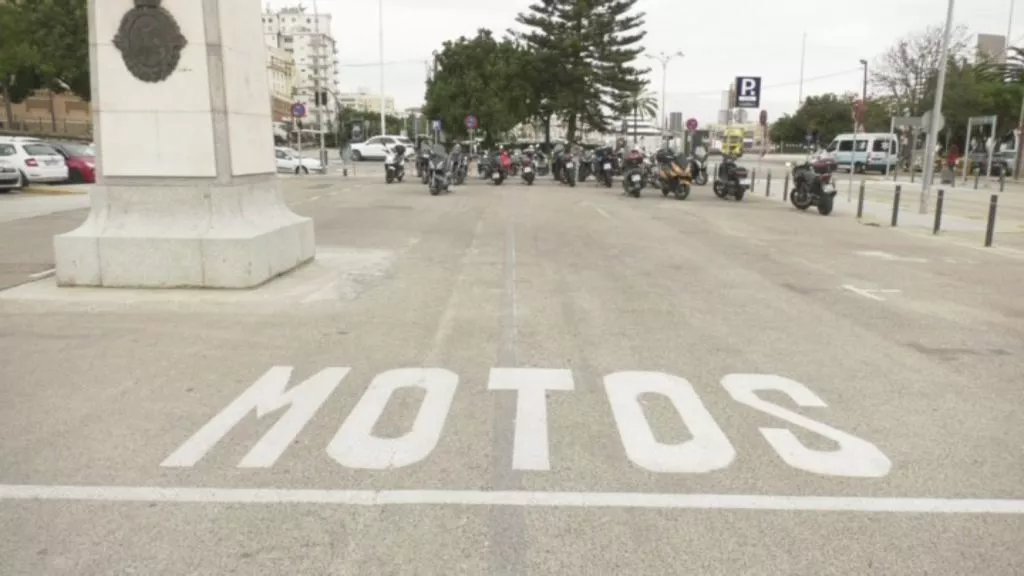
[291,102,307,118]
[685,118,698,132]
[465,115,478,130]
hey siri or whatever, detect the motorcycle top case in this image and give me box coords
[731,166,749,179]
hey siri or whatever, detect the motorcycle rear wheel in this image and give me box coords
[675,184,691,200]
[817,194,835,215]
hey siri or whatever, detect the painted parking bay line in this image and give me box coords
[1,485,1023,514]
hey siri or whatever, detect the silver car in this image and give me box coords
[0,143,22,192]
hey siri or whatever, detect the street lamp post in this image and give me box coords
[920,0,956,214]
[312,0,327,170]
[378,0,387,136]
[645,51,684,135]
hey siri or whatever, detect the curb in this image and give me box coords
[20,186,88,196]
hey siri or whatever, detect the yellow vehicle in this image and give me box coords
[655,149,692,200]
[724,128,744,157]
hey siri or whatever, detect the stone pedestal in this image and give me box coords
[54,0,314,288]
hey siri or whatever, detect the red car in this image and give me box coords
[47,141,96,183]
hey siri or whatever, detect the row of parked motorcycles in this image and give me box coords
[384,144,472,195]
[383,143,835,215]
[470,145,754,202]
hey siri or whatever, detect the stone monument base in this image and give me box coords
[54,177,314,288]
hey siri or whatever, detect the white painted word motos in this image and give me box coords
[162,367,891,479]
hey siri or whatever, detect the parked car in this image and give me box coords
[0,156,20,192]
[274,147,322,174]
[0,138,68,187]
[348,135,414,161]
[47,141,96,183]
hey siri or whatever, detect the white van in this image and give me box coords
[823,133,899,173]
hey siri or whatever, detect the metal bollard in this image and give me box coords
[985,194,998,247]
[933,189,944,235]
[856,180,865,219]
[910,167,915,183]
[752,169,757,190]
[973,168,980,190]
[1000,169,1005,192]
[765,171,771,196]
[783,173,789,202]
[891,185,901,227]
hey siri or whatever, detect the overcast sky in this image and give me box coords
[267,0,1018,125]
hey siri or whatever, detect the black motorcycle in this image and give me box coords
[688,156,708,186]
[384,146,406,184]
[713,155,749,201]
[593,147,616,187]
[559,149,577,187]
[521,153,537,185]
[417,149,432,184]
[788,160,837,215]
[452,153,468,185]
[427,149,451,196]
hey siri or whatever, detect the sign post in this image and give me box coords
[291,102,307,175]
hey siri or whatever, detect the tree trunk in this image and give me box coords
[566,113,577,144]
[1,82,13,130]
[543,113,551,145]
[49,89,57,133]
[632,104,638,143]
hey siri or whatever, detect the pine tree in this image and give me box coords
[515,0,648,142]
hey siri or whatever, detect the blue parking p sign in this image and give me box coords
[733,76,762,109]
[431,119,442,132]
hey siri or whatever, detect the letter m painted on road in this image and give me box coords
[161,366,349,469]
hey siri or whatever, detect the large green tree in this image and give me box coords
[0,0,88,130]
[423,29,533,145]
[515,0,648,143]
[769,93,894,146]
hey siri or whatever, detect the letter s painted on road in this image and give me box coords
[722,374,891,478]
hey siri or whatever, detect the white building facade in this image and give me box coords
[262,5,340,130]
[336,89,396,116]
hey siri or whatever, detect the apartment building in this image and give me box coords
[266,45,296,123]
[336,89,396,116]
[262,5,340,129]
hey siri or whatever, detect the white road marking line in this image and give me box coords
[856,250,928,263]
[842,284,885,301]
[2,485,1023,514]
[28,268,55,279]
[594,206,612,220]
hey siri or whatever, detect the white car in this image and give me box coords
[275,147,322,174]
[0,157,20,192]
[349,135,414,161]
[0,139,68,186]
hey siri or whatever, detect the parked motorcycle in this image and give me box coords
[384,145,406,184]
[621,148,646,197]
[417,148,432,183]
[655,149,691,200]
[688,147,709,186]
[427,146,451,196]
[452,151,468,185]
[521,152,537,185]
[713,155,749,201]
[787,160,837,215]
[593,146,616,188]
[560,148,577,187]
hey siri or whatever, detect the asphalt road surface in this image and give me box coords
[1,172,1022,575]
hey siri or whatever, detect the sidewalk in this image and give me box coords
[744,171,1024,253]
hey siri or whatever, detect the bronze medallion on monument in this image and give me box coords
[113,0,188,83]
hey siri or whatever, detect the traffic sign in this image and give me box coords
[685,118,698,132]
[759,110,768,126]
[291,102,307,118]
[431,119,442,132]
[921,110,945,133]
[733,76,762,109]
[465,115,478,130]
